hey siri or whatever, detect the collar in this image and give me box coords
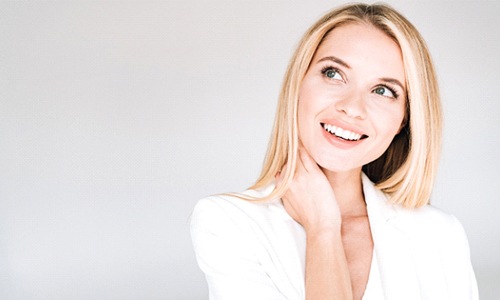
[362,173,399,222]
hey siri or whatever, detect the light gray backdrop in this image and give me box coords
[1,1,498,299]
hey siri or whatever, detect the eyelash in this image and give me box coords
[320,66,342,80]
[378,84,400,99]
[320,65,401,99]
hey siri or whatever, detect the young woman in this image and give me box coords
[191,3,478,299]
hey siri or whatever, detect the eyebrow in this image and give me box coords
[317,56,351,69]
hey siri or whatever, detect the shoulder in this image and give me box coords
[189,193,273,269]
[191,194,261,233]
[363,174,466,243]
[395,204,461,229]
[190,184,282,236]
[391,204,470,254]
[190,187,300,300]
[392,204,477,298]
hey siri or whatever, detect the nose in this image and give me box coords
[334,89,367,120]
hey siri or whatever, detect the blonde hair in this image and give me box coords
[243,3,441,208]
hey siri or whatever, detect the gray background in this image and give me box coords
[1,1,499,299]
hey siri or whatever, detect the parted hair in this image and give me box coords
[242,3,442,208]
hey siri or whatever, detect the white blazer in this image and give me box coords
[190,174,478,299]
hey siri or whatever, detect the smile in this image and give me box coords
[321,123,368,141]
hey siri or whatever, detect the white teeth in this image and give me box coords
[341,130,350,140]
[322,123,364,141]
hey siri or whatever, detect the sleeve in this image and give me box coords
[442,215,479,300]
[190,197,288,300]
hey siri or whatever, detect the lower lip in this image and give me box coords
[320,125,365,149]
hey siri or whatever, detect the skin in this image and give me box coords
[277,23,407,299]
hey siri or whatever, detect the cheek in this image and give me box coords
[297,90,317,133]
[297,99,322,158]
[379,112,406,142]
[369,102,405,139]
[379,99,406,129]
[297,101,311,144]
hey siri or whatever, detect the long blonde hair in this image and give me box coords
[243,3,441,208]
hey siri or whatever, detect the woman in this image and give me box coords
[191,3,478,299]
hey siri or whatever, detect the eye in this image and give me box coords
[321,67,343,81]
[373,86,399,99]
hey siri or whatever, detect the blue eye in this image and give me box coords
[322,67,343,81]
[373,86,399,99]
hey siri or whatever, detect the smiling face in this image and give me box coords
[298,23,407,174]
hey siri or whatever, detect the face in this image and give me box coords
[298,23,406,174]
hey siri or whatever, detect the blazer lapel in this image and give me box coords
[362,175,422,299]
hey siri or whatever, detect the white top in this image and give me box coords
[191,174,478,299]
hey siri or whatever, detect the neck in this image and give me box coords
[322,168,367,218]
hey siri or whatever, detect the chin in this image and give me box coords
[311,152,363,174]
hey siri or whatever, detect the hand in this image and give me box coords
[276,147,342,233]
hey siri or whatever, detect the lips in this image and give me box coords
[321,123,368,141]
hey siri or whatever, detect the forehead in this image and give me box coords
[314,23,405,83]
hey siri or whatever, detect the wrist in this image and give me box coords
[305,221,342,238]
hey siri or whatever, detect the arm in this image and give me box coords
[278,148,353,300]
[305,228,352,299]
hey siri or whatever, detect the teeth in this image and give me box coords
[341,130,351,140]
[322,123,364,141]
